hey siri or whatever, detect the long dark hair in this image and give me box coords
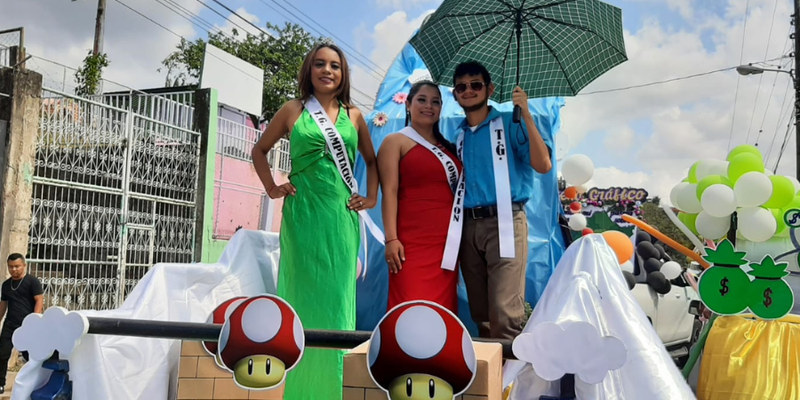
[405,80,458,156]
[298,42,352,108]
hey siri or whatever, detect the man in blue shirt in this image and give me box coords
[453,62,552,340]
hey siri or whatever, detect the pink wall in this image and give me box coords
[213,154,268,239]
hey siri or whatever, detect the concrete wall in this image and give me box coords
[0,68,42,279]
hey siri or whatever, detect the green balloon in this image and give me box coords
[727,153,765,183]
[772,208,787,235]
[763,175,794,209]
[688,162,700,184]
[678,212,698,235]
[727,144,762,161]
[696,175,731,198]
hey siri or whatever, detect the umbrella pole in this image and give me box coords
[512,12,522,123]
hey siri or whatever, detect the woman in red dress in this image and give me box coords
[377,81,462,313]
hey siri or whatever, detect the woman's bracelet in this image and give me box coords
[386,238,399,244]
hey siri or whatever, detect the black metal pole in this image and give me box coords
[86,317,517,359]
[512,10,523,123]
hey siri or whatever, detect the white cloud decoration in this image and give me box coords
[512,321,627,384]
[12,307,89,362]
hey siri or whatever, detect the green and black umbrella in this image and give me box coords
[409,0,628,104]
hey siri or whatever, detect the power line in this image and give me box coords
[745,0,782,143]
[194,0,250,34]
[265,0,387,76]
[155,0,225,38]
[577,56,790,96]
[764,82,794,164]
[728,0,751,151]
[209,0,270,37]
[755,30,793,146]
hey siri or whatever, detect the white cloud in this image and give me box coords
[603,126,636,155]
[350,10,434,112]
[13,307,89,361]
[375,0,441,11]
[214,7,264,38]
[562,0,794,205]
[512,320,627,384]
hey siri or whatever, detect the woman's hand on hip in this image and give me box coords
[348,194,376,211]
[385,240,405,274]
[268,183,296,199]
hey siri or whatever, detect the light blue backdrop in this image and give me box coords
[352,41,568,335]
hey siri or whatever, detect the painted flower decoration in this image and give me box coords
[392,92,408,104]
[373,112,388,127]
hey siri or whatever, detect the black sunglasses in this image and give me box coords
[454,81,485,94]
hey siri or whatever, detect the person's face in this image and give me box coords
[310,47,343,95]
[453,74,493,111]
[7,259,25,280]
[407,85,442,127]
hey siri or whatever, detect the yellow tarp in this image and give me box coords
[697,314,800,400]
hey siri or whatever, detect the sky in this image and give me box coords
[0,0,795,204]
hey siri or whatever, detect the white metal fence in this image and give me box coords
[29,88,202,310]
[213,117,289,239]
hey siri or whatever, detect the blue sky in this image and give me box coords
[2,0,794,202]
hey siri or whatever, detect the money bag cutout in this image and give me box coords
[698,239,750,315]
[746,255,795,320]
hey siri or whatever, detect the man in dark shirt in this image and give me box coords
[0,253,43,393]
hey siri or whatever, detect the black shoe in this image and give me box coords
[0,386,5,394]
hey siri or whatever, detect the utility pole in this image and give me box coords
[93,0,106,55]
[795,0,800,179]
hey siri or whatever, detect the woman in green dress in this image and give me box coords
[251,42,379,399]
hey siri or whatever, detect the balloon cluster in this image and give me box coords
[624,230,684,294]
[561,154,595,232]
[669,144,800,242]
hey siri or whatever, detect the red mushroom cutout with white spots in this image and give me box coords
[203,296,248,367]
[367,300,477,400]
[217,294,305,390]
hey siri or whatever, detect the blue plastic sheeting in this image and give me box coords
[352,41,568,335]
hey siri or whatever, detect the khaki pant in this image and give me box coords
[460,210,528,340]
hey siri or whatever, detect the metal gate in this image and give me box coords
[28,88,202,310]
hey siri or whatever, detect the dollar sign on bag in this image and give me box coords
[746,255,795,320]
[719,277,729,296]
[698,240,750,315]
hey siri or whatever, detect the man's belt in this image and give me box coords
[465,203,525,219]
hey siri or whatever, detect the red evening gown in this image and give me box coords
[388,144,462,314]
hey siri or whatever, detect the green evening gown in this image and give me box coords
[278,105,360,400]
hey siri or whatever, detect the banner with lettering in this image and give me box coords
[561,186,650,236]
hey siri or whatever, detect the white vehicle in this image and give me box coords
[631,276,703,367]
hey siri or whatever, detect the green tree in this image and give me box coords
[161,23,321,120]
[640,202,693,263]
[75,51,110,97]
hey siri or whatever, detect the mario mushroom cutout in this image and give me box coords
[217,294,305,390]
[367,300,477,400]
[204,296,248,367]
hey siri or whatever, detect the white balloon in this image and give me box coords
[700,184,737,217]
[765,169,774,176]
[561,154,594,186]
[568,214,587,231]
[788,175,800,195]
[696,211,730,240]
[677,183,703,214]
[695,159,723,181]
[709,160,730,178]
[734,171,772,207]
[670,182,688,210]
[620,260,634,274]
[737,207,777,243]
[661,261,682,280]
[575,184,588,195]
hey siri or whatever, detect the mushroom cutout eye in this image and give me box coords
[241,298,282,343]
[232,355,286,389]
[387,374,453,400]
[395,305,446,360]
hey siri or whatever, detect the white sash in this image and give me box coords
[304,97,386,277]
[399,127,464,271]
[459,117,515,259]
